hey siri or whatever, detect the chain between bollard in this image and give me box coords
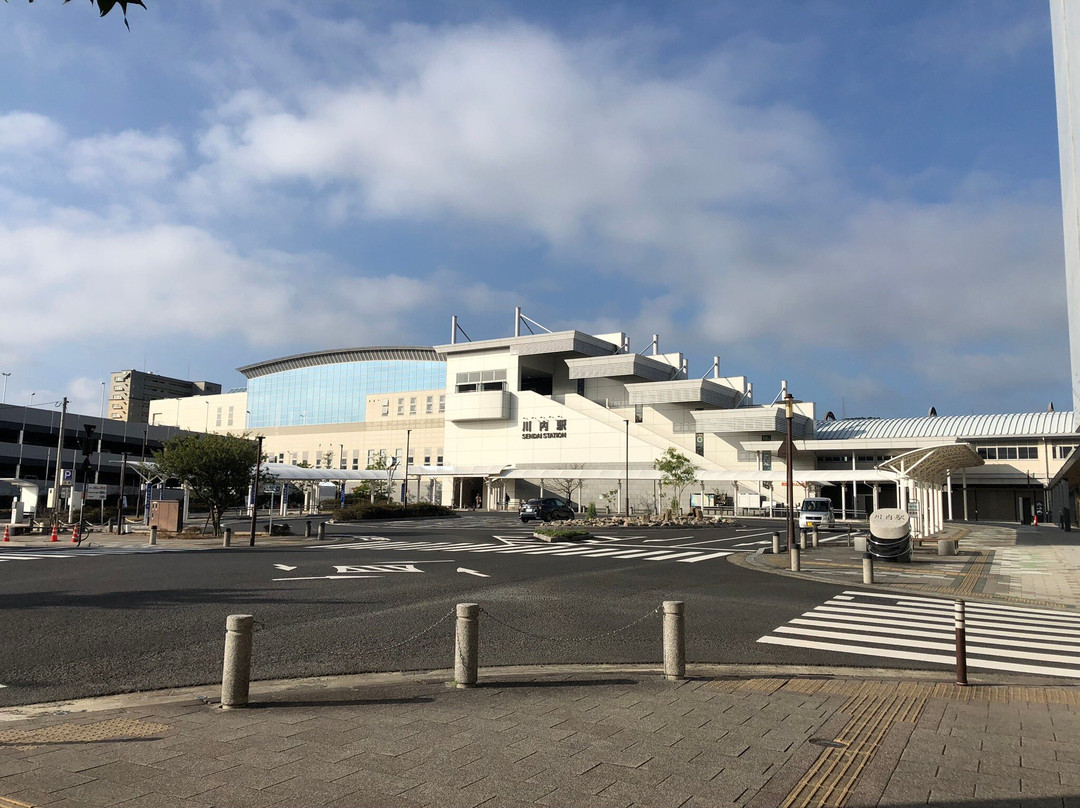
[343,608,457,660]
[477,606,660,645]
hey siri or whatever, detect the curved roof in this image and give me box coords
[815,412,1076,441]
[238,347,443,379]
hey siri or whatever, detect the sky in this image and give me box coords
[0,0,1070,419]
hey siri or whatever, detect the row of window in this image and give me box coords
[455,369,507,393]
[977,445,1039,460]
[381,395,446,417]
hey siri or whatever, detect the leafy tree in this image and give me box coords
[349,454,391,503]
[152,432,259,536]
[11,1,145,29]
[654,447,698,515]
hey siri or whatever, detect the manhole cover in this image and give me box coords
[808,737,848,749]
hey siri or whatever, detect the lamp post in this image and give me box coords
[403,430,411,507]
[624,419,630,516]
[784,393,795,556]
[249,435,264,546]
[2,372,10,404]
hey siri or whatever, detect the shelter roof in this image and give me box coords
[814,412,1075,441]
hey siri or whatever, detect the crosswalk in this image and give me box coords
[315,538,732,564]
[0,546,195,564]
[759,590,1080,679]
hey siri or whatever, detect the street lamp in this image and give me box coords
[624,419,630,516]
[2,372,10,404]
[784,393,796,557]
[249,435,264,546]
[403,430,411,507]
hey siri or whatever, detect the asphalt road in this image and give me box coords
[0,515,876,706]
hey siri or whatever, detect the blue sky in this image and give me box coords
[0,0,1068,418]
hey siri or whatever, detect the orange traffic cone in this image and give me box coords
[71,525,79,543]
[50,524,58,542]
[2,525,8,542]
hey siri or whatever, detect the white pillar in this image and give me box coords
[872,484,880,514]
[946,473,953,522]
[962,469,969,521]
[840,483,847,520]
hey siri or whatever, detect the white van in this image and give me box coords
[799,497,835,529]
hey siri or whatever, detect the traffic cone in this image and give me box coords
[50,524,58,542]
[2,525,8,542]
[71,525,79,543]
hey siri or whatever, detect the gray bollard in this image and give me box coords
[811,527,819,548]
[790,545,800,571]
[108,518,115,534]
[955,600,968,686]
[662,601,686,681]
[772,532,780,554]
[454,603,479,688]
[937,539,956,556]
[800,529,808,550]
[223,527,232,547]
[863,553,874,585]
[149,525,157,546]
[304,520,312,538]
[317,522,326,541]
[221,614,254,709]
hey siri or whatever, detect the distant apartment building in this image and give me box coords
[109,370,221,423]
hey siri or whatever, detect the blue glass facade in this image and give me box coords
[247,360,446,428]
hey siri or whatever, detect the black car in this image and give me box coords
[519,497,575,523]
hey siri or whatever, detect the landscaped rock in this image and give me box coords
[547,514,738,529]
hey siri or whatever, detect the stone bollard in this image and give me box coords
[863,553,874,585]
[790,545,801,571]
[149,525,158,546]
[772,532,780,554]
[937,540,956,556]
[811,527,819,548]
[662,601,686,681]
[221,614,254,709]
[108,518,115,534]
[800,529,808,551]
[304,521,312,538]
[223,527,232,547]
[454,603,479,688]
[317,522,326,541]
[955,600,968,686]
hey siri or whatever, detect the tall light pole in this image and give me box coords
[99,381,105,418]
[403,429,411,507]
[784,393,796,556]
[250,435,264,546]
[1,372,10,404]
[624,419,630,516]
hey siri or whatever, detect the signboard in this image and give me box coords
[906,500,919,514]
[522,417,567,439]
[61,469,73,482]
[85,484,107,500]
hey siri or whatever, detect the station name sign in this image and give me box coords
[522,417,567,439]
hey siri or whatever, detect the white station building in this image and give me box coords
[149,311,1078,535]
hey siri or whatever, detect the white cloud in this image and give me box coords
[67,130,185,187]
[0,112,64,153]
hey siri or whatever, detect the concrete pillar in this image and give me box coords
[947,473,954,522]
[963,469,969,521]
[149,525,157,545]
[938,539,957,556]
[223,527,232,547]
[872,484,880,514]
[790,545,800,571]
[221,614,254,709]
[841,483,847,521]
[317,522,326,541]
[662,601,686,681]
[811,527,819,548]
[863,554,874,584]
[304,520,312,538]
[800,529,808,550]
[454,603,479,688]
[772,532,780,554]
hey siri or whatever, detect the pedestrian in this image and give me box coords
[475,494,482,511]
[504,492,510,511]
[1066,507,1073,533]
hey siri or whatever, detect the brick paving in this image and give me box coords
[2,669,1080,807]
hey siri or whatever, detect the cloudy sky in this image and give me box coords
[0,0,1068,418]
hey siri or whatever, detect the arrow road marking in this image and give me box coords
[457,567,490,577]
[335,564,424,574]
[273,575,382,581]
[274,564,297,571]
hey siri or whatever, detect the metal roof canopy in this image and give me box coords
[495,468,898,484]
[260,463,505,482]
[815,411,1076,441]
[876,443,984,485]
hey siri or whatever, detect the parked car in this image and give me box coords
[519,497,575,523]
[798,497,835,529]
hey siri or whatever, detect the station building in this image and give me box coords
[147,313,1078,531]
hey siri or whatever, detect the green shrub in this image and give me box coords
[586,502,597,519]
[333,502,457,521]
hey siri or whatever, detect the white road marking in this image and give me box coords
[273,564,297,571]
[273,575,382,581]
[457,567,489,578]
[679,550,733,563]
[335,564,424,574]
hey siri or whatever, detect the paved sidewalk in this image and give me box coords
[740,523,1080,611]
[1,666,1079,808]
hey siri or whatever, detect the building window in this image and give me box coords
[1054,445,1075,459]
[977,445,1038,460]
[215,407,222,427]
[409,397,417,415]
[438,395,445,413]
[577,379,585,397]
[407,448,414,464]
[761,450,772,471]
[367,449,377,466]
[425,395,433,414]
[695,433,704,456]
[227,406,234,426]
[397,398,404,416]
[436,448,443,466]
[455,369,506,393]
[424,448,431,465]
[381,399,390,417]
[301,451,309,464]
[634,404,643,424]
[289,452,297,465]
